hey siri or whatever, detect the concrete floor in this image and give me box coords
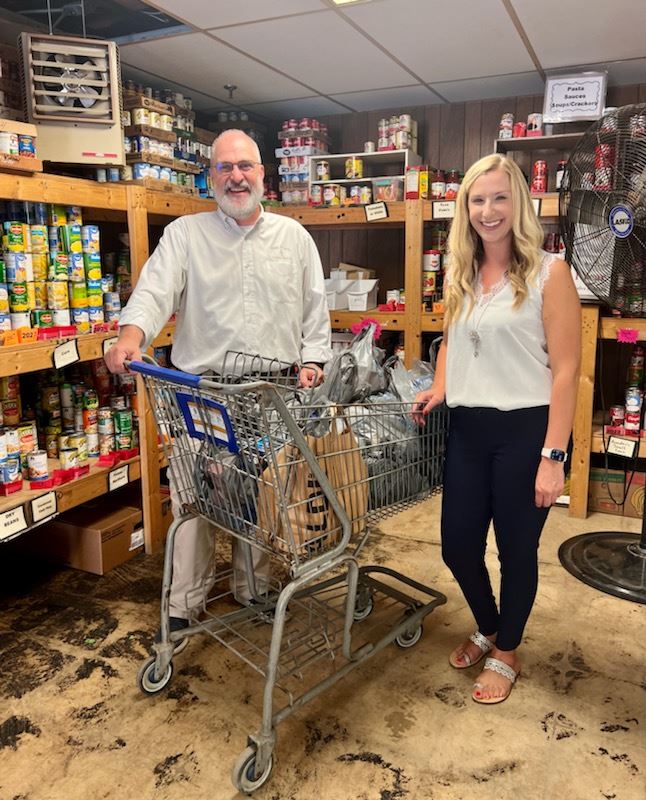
[1,499,645,800]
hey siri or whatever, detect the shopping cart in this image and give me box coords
[129,353,447,794]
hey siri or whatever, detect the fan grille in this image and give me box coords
[560,103,646,316]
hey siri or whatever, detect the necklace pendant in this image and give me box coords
[469,329,481,357]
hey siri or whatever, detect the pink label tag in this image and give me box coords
[617,328,639,343]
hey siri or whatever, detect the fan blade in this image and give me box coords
[77,85,100,109]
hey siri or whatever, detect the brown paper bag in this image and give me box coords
[257,417,368,558]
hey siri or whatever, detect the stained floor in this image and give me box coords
[1,500,645,800]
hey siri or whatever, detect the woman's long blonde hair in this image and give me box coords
[443,153,544,327]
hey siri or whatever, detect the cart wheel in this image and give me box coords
[137,656,174,694]
[395,625,423,648]
[231,745,274,794]
[353,594,374,621]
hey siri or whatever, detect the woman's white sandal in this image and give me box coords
[448,631,495,669]
[472,657,520,705]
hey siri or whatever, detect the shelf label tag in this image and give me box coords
[607,436,638,459]
[53,339,80,370]
[432,201,455,219]
[109,464,129,491]
[364,202,389,222]
[31,492,57,523]
[102,336,119,356]
[0,506,28,541]
[532,197,542,215]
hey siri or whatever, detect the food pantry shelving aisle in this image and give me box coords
[0,171,214,551]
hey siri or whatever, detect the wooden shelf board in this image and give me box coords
[152,322,175,348]
[0,118,37,137]
[329,310,405,331]
[0,330,120,378]
[599,317,646,340]
[124,124,177,143]
[421,313,445,332]
[268,202,406,226]
[495,132,584,153]
[0,455,141,524]
[0,171,128,211]
[145,191,216,218]
[591,426,646,458]
[0,155,43,174]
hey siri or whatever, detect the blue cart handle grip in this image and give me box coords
[126,359,202,388]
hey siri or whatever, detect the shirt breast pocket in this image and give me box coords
[267,248,299,304]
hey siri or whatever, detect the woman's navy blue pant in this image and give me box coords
[441,405,551,651]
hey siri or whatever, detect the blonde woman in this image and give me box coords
[414,154,580,704]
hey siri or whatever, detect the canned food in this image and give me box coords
[88,307,104,324]
[316,161,330,181]
[323,184,342,206]
[31,309,54,327]
[512,122,527,138]
[110,395,127,410]
[71,307,90,333]
[345,157,363,179]
[27,449,48,481]
[309,185,323,207]
[399,114,412,132]
[423,250,442,270]
[4,221,27,252]
[99,434,115,456]
[364,141,376,153]
[97,407,114,435]
[82,408,98,434]
[96,168,107,183]
[386,289,401,304]
[69,282,88,307]
[422,271,437,296]
[47,281,69,310]
[67,252,84,283]
[5,252,33,283]
[66,207,83,225]
[625,385,642,411]
[2,399,20,426]
[86,431,99,457]
[132,107,150,125]
[149,110,160,128]
[609,405,625,426]
[113,409,133,434]
[18,135,35,157]
[32,252,48,281]
[498,112,514,139]
[349,185,362,205]
[116,431,132,450]
[59,447,78,470]
[83,253,102,281]
[0,131,19,155]
[0,457,20,484]
[360,185,372,205]
[0,285,7,314]
[526,112,543,136]
[625,410,641,432]
[68,432,88,463]
[81,225,100,254]
[9,282,29,312]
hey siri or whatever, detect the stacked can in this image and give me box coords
[3,220,35,330]
[82,388,100,457]
[531,160,548,194]
[594,144,615,191]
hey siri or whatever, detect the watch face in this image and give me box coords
[550,449,566,462]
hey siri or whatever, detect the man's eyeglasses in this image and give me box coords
[214,160,261,174]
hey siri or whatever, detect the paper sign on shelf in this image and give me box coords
[364,202,389,222]
[0,506,28,540]
[31,492,57,523]
[53,339,80,369]
[432,201,455,219]
[109,464,129,491]
[607,436,638,459]
[102,337,119,356]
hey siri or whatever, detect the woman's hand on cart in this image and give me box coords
[412,385,445,425]
[298,363,325,388]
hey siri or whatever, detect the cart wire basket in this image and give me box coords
[129,352,447,794]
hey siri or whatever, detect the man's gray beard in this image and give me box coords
[215,181,263,220]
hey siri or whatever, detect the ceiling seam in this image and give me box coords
[500,0,546,81]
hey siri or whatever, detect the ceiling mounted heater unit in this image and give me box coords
[19,32,124,166]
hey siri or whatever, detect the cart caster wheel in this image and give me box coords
[353,593,373,621]
[231,746,274,794]
[395,625,422,648]
[137,656,173,694]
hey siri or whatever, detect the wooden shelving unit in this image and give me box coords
[494,132,585,154]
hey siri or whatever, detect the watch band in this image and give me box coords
[541,447,568,463]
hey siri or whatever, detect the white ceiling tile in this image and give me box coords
[120,32,309,104]
[331,85,444,112]
[512,0,646,69]
[145,0,326,29]
[430,72,545,104]
[342,0,535,82]
[244,97,352,119]
[213,11,415,93]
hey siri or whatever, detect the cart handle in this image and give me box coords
[126,359,202,388]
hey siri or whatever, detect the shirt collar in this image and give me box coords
[215,204,265,234]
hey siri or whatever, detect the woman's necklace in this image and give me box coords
[468,269,509,358]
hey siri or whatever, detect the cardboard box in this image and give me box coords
[33,504,144,575]
[338,262,376,280]
[588,468,625,515]
[624,471,645,519]
[346,279,379,311]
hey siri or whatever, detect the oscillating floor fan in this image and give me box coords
[558,103,646,604]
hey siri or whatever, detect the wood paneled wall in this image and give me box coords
[311,82,646,287]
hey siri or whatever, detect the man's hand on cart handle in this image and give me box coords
[104,325,145,374]
[299,363,325,388]
[412,386,444,426]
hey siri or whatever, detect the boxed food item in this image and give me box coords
[587,468,624,515]
[372,177,404,202]
[27,503,144,574]
[338,262,377,280]
[346,279,379,311]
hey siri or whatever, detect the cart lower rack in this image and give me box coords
[129,356,447,793]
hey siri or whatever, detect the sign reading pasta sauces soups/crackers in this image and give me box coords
[543,72,607,123]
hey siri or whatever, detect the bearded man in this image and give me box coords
[106,129,331,640]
